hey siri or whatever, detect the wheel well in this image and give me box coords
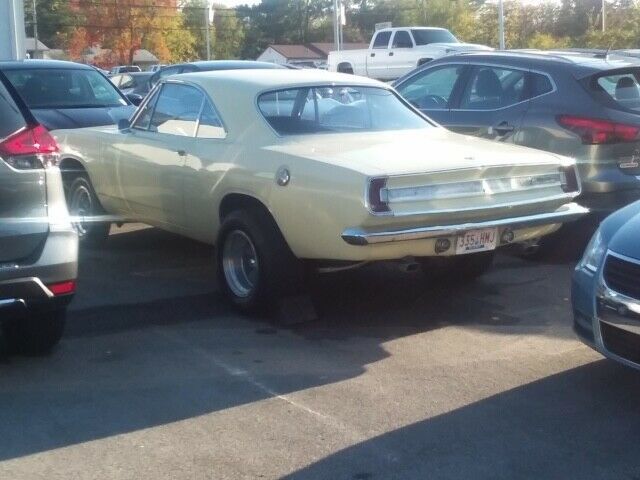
[219,194,272,223]
[337,62,354,74]
[59,158,87,186]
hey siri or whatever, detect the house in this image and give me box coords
[257,42,367,67]
[25,38,49,59]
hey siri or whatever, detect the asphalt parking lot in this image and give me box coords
[2,224,640,480]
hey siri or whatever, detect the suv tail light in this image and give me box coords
[0,124,60,170]
[368,177,390,214]
[557,115,640,145]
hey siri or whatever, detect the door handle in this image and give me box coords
[493,122,515,136]
[389,52,394,56]
[370,52,375,57]
[177,150,187,157]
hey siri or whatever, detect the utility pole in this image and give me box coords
[333,0,340,51]
[205,4,211,60]
[498,0,505,50]
[602,0,606,32]
[32,0,38,58]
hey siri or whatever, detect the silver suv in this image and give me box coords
[0,71,78,354]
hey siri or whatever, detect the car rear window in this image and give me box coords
[4,68,127,109]
[587,69,640,112]
[0,79,26,140]
[258,86,430,135]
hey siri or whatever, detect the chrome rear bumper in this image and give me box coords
[342,202,588,246]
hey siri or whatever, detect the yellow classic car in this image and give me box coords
[55,69,586,312]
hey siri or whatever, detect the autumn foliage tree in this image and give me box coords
[68,0,195,66]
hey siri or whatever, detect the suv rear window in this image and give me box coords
[5,68,127,109]
[0,79,26,140]
[587,69,640,112]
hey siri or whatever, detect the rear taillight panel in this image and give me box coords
[367,177,390,214]
[0,125,60,170]
[557,115,640,145]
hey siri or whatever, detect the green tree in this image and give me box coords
[212,4,246,59]
[24,0,75,49]
[182,0,215,60]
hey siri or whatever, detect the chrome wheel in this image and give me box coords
[70,184,92,237]
[222,230,259,298]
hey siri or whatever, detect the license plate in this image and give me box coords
[455,228,498,255]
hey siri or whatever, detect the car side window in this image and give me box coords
[197,99,226,139]
[528,72,553,98]
[110,74,122,87]
[149,83,203,137]
[392,31,413,49]
[459,66,526,110]
[372,31,391,49]
[132,88,161,130]
[118,75,135,90]
[396,65,465,110]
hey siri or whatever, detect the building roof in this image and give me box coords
[132,49,159,63]
[25,38,49,51]
[268,44,325,60]
[266,42,368,60]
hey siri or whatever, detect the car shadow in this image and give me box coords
[284,360,640,480]
[0,226,585,463]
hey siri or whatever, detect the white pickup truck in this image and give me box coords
[328,27,491,81]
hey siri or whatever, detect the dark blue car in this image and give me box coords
[572,199,640,369]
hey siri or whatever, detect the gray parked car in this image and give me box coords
[394,51,640,247]
[0,70,78,354]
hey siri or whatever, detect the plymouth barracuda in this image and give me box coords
[55,69,586,312]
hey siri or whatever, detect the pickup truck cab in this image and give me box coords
[328,27,491,81]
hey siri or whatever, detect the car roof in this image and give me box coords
[0,59,95,71]
[422,50,640,77]
[172,60,285,71]
[176,68,386,93]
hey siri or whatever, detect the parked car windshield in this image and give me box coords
[4,68,127,109]
[589,69,640,112]
[411,29,458,45]
[258,86,430,135]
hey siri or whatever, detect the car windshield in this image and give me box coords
[411,29,458,45]
[4,68,127,109]
[258,86,430,135]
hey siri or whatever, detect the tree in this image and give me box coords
[67,0,196,66]
[24,0,75,49]
[212,4,246,59]
[182,0,215,60]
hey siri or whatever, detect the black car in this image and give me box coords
[394,51,640,249]
[109,71,154,105]
[0,60,135,131]
[148,60,286,92]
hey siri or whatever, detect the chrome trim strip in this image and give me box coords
[0,299,26,309]
[342,202,588,245]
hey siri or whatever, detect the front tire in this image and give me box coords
[216,209,302,314]
[66,175,110,245]
[2,309,66,355]
[419,251,495,284]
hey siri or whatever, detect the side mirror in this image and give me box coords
[117,118,131,131]
[126,93,143,106]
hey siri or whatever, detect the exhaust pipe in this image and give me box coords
[398,258,420,273]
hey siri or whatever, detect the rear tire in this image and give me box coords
[66,175,110,245]
[216,209,302,314]
[2,309,66,355]
[418,251,495,284]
